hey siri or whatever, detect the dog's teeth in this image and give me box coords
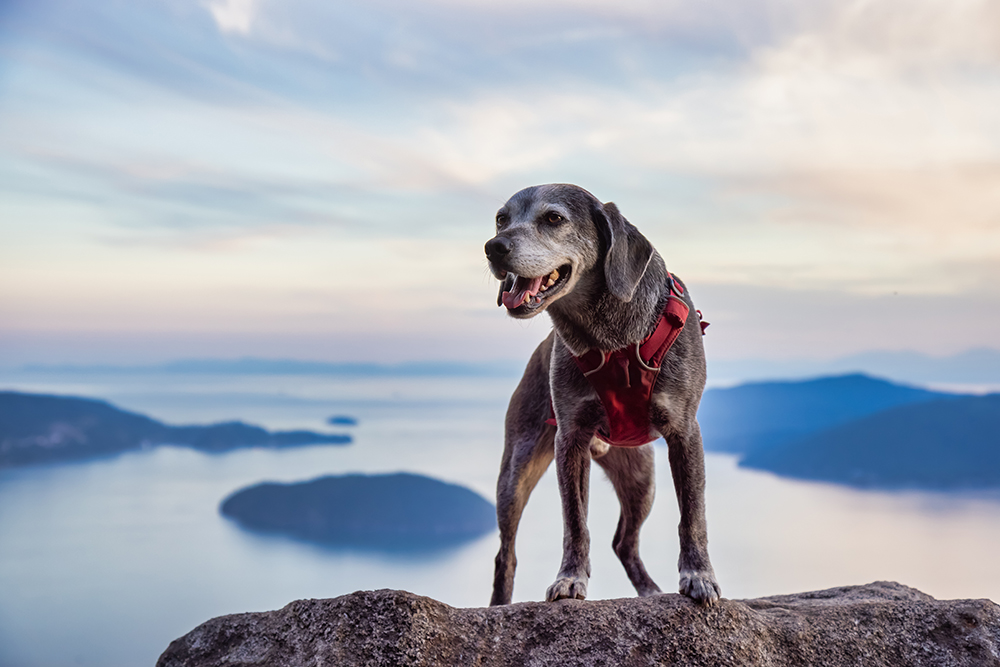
[550,269,559,281]
[545,277,555,287]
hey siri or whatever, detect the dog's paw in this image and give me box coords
[545,575,588,602]
[636,581,662,597]
[679,569,721,606]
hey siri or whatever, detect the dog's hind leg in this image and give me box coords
[594,444,662,597]
[491,337,556,606]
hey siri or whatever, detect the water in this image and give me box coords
[2,371,999,667]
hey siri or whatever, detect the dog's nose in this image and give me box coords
[485,236,512,261]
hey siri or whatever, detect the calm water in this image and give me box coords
[2,371,999,667]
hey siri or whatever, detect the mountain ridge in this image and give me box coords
[698,373,956,454]
[740,393,1000,489]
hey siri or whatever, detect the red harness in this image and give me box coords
[548,274,707,447]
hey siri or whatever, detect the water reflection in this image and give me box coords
[1,373,998,667]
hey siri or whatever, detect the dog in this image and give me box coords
[484,184,720,606]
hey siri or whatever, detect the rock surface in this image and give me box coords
[158,582,1000,667]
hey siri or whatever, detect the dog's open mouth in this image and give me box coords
[499,264,571,311]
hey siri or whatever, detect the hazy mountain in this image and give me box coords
[16,348,1000,385]
[740,394,1000,490]
[18,358,521,377]
[0,391,351,467]
[708,348,1000,386]
[698,374,954,454]
[220,473,496,551]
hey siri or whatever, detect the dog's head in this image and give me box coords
[485,184,654,318]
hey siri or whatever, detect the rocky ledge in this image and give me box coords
[158,582,999,667]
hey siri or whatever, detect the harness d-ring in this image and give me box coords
[634,342,659,372]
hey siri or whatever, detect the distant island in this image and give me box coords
[327,415,358,426]
[698,374,1000,491]
[740,393,1000,490]
[0,391,352,467]
[698,374,953,454]
[220,472,496,550]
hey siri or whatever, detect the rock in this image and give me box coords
[157,582,1000,667]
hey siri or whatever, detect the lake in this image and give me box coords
[1,369,999,667]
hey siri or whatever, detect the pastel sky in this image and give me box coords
[1,0,999,366]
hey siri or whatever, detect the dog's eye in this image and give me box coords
[496,213,508,228]
[544,211,564,225]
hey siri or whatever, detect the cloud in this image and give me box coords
[204,0,258,35]
[3,0,1000,363]
[774,0,1000,71]
[697,282,1000,360]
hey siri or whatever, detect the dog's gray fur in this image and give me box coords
[484,184,720,606]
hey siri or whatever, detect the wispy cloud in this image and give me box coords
[204,0,258,35]
[1,0,999,364]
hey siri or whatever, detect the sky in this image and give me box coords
[1,0,999,367]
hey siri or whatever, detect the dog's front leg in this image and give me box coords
[665,422,721,605]
[545,427,594,602]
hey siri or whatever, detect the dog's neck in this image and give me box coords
[547,252,669,355]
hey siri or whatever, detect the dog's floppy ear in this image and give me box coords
[594,201,654,302]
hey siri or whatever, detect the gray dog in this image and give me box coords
[484,183,720,606]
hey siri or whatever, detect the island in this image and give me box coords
[740,393,1000,489]
[328,415,359,426]
[0,391,352,467]
[220,472,496,550]
[694,374,1000,490]
[698,373,953,454]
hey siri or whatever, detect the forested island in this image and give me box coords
[699,374,1000,490]
[220,472,496,550]
[0,391,351,467]
[740,393,1000,489]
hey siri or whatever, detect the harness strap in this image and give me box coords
[575,274,690,376]
[638,295,689,368]
[563,273,691,447]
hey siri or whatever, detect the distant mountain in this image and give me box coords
[220,473,496,550]
[19,358,521,377]
[0,391,351,467]
[708,348,1000,386]
[13,348,1000,385]
[824,349,1000,385]
[740,394,1000,490]
[698,374,954,454]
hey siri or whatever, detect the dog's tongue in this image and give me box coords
[502,275,544,309]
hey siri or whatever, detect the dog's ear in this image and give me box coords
[594,201,654,302]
